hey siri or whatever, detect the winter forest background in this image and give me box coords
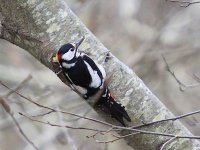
[0,0,200,150]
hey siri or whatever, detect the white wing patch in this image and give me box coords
[96,63,106,89]
[84,61,102,88]
[97,63,106,79]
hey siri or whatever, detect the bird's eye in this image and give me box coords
[70,48,74,51]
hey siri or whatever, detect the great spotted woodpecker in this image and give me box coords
[53,37,131,126]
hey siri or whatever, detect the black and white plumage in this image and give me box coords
[54,37,131,126]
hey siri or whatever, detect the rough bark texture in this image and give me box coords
[0,0,199,149]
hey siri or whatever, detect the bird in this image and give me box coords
[53,36,131,126]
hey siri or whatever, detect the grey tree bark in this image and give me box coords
[0,0,199,149]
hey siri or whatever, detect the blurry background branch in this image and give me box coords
[162,55,200,91]
[0,98,38,150]
[1,80,200,149]
[167,0,200,7]
[0,0,200,149]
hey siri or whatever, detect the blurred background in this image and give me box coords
[0,0,200,149]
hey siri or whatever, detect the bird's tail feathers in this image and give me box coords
[97,88,131,126]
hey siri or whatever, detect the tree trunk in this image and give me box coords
[0,0,199,149]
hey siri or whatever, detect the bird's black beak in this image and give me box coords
[75,36,85,50]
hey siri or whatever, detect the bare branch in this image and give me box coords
[63,108,92,122]
[95,132,140,144]
[5,74,32,98]
[0,97,38,150]
[2,81,200,145]
[20,111,200,142]
[95,138,121,144]
[19,112,104,133]
[31,110,54,117]
[95,132,140,143]
[131,109,200,129]
[126,128,200,139]
[0,13,2,37]
[166,0,200,7]
[162,54,200,91]
[0,81,112,127]
[160,136,177,150]
[0,97,11,113]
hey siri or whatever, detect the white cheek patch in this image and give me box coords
[62,50,75,61]
[84,61,102,88]
[62,62,75,68]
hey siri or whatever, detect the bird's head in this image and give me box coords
[53,36,85,63]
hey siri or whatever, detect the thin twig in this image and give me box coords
[131,109,200,129]
[162,54,200,91]
[9,113,39,150]
[87,131,104,138]
[63,108,92,122]
[193,73,200,82]
[96,138,120,143]
[96,132,140,143]
[20,111,200,141]
[166,0,200,7]
[5,74,32,98]
[2,81,200,144]
[87,127,114,138]
[160,136,177,150]
[31,110,54,117]
[19,112,104,132]
[0,81,113,127]
[125,128,200,139]
[113,132,140,138]
[0,97,38,150]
